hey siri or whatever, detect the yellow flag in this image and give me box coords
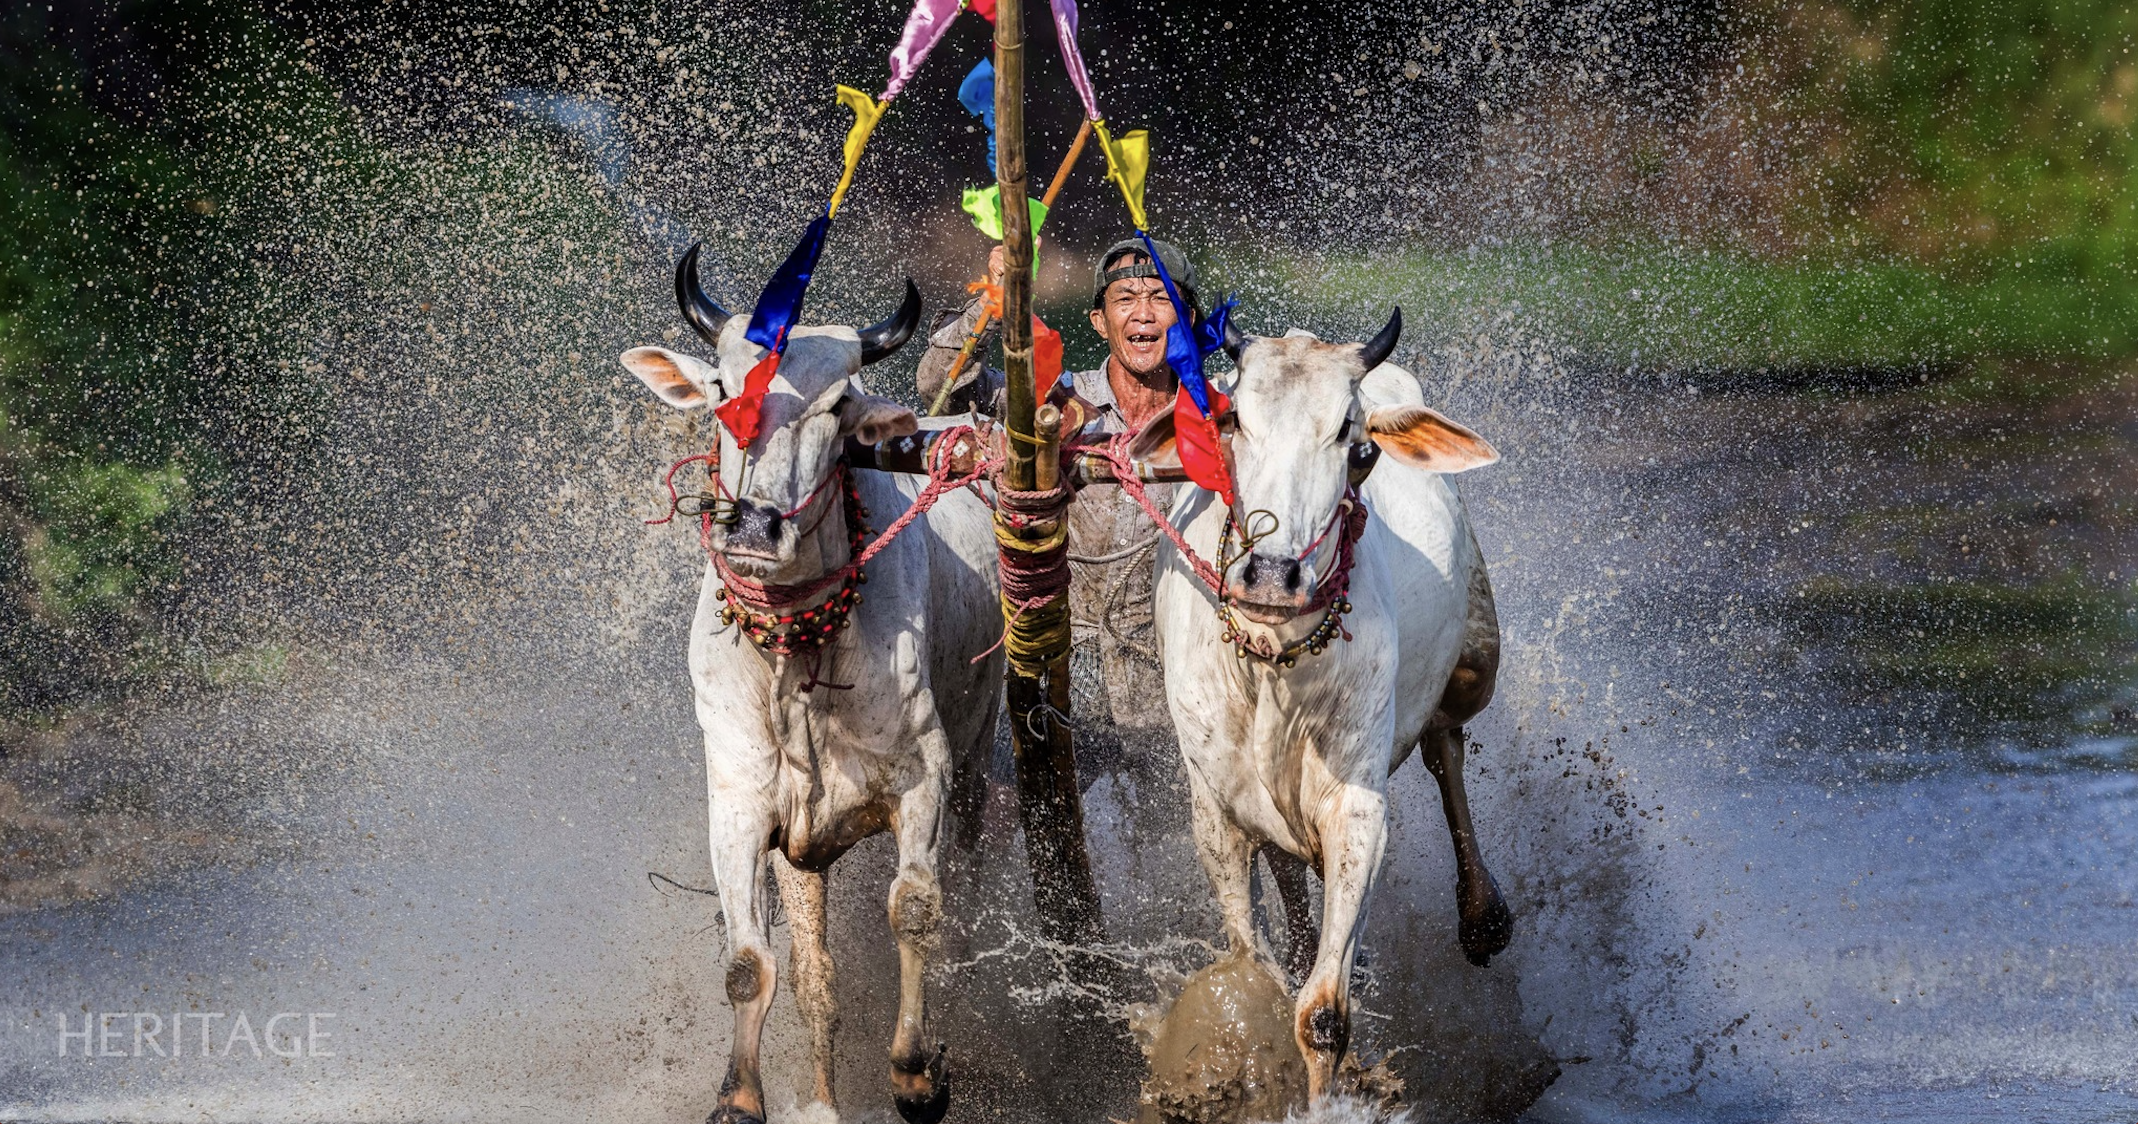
[829,85,888,217]
[1092,119,1150,231]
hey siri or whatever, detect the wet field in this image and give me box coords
[2,351,2131,1122]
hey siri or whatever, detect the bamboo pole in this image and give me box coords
[995,0,1103,947]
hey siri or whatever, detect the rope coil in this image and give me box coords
[988,477,1075,677]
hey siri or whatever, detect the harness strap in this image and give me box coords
[649,424,1003,669]
[1082,429,1369,666]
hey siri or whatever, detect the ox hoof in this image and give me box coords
[706,1108,766,1124]
[1458,876,1515,967]
[891,1043,950,1124]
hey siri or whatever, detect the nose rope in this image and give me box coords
[1086,430,1366,668]
[649,425,1001,685]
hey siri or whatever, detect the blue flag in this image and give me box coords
[745,211,833,353]
[1137,231,1233,414]
[958,58,998,175]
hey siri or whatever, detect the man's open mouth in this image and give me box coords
[1125,332,1162,348]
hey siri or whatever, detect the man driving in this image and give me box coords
[915,237,1205,737]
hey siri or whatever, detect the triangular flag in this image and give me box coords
[745,212,831,353]
[882,0,965,102]
[959,185,1048,278]
[1093,120,1149,230]
[1173,382,1233,507]
[1048,0,1101,122]
[1137,231,1235,504]
[723,213,831,448]
[958,59,998,175]
[1034,315,1064,401]
[716,342,784,450]
[829,86,887,217]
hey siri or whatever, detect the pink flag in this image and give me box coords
[1049,0,1102,121]
[882,0,965,102]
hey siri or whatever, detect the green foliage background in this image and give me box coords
[0,4,330,713]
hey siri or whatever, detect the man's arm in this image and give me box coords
[914,245,1016,416]
[914,288,1000,414]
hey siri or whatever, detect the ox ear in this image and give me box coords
[1364,404,1499,473]
[620,347,723,410]
[1125,399,1182,473]
[838,392,919,446]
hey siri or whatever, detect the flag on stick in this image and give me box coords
[958,59,998,174]
[882,0,965,101]
[829,86,887,216]
[1048,0,1102,121]
[1093,121,1150,231]
[1137,231,1235,504]
[717,212,832,448]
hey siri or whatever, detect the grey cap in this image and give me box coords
[1093,236,1197,306]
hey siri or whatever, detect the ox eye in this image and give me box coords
[1335,417,1355,444]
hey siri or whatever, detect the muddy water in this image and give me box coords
[3,355,2131,1123]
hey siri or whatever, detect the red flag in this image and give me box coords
[1174,382,1233,506]
[715,347,782,449]
[1033,314,1064,402]
[971,0,998,21]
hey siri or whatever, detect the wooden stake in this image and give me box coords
[995,0,1103,947]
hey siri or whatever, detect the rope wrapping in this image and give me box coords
[989,477,1075,678]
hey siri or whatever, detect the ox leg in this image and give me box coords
[709,811,778,1124]
[1296,786,1388,1100]
[1187,773,1260,958]
[1424,726,1514,967]
[888,768,951,1124]
[948,732,989,854]
[1262,846,1320,985]
[772,857,838,1115]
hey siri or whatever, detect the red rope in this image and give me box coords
[1078,430,1370,662]
[1081,431,1227,594]
[651,425,1000,614]
[853,425,998,572]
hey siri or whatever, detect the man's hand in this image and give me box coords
[983,236,1039,292]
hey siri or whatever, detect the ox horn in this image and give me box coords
[1359,306,1402,372]
[857,279,923,365]
[675,242,733,347]
[1223,313,1248,364]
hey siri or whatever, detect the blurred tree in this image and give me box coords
[1,1,315,714]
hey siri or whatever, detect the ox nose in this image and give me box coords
[727,499,784,555]
[1240,553,1304,600]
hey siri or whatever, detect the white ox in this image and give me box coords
[621,249,1003,1124]
[1134,312,1510,1098]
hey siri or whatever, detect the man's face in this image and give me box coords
[1088,265,1179,379]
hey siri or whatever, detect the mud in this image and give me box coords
[1137,953,1308,1124]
